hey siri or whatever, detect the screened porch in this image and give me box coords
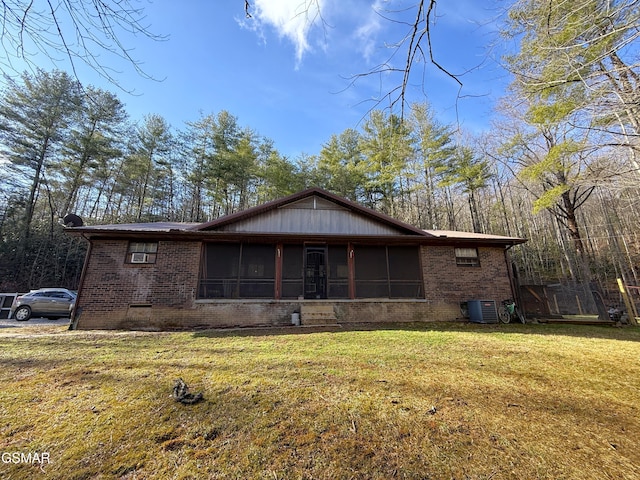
[198,242,424,300]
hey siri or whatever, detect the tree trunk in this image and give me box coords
[23,139,51,242]
[468,190,482,233]
[61,119,98,216]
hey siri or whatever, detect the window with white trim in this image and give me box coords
[127,242,158,264]
[455,247,480,267]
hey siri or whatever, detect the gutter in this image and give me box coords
[67,228,524,248]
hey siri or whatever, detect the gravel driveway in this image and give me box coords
[0,317,71,328]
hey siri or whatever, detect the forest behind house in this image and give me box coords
[0,1,638,313]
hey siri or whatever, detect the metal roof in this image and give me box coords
[65,189,527,247]
[424,230,525,242]
[70,222,199,232]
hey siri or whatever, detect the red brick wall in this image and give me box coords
[75,240,201,329]
[421,246,513,305]
[74,240,513,330]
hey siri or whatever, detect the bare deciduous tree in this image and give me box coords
[0,0,166,88]
[346,1,465,118]
[244,1,464,118]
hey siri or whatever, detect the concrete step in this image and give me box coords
[300,304,338,326]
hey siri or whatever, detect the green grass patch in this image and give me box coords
[1,323,639,479]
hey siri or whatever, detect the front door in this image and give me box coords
[304,246,327,299]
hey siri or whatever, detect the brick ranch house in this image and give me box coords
[66,188,526,330]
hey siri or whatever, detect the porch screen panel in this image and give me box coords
[199,243,240,298]
[328,245,349,298]
[354,246,389,298]
[239,244,276,298]
[282,244,303,298]
[387,246,423,298]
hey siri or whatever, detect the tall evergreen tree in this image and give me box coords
[0,69,81,243]
[124,114,173,221]
[317,129,366,201]
[55,87,128,217]
[358,110,415,215]
[408,103,456,229]
[438,145,492,233]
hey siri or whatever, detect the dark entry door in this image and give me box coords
[304,246,327,299]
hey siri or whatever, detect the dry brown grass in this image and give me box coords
[0,322,639,479]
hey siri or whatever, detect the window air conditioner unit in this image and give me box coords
[130,252,149,263]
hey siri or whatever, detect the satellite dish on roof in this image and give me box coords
[62,214,84,227]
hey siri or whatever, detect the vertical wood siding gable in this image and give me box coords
[217,208,405,235]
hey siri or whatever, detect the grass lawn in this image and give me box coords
[1,322,639,479]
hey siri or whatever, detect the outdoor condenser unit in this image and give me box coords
[467,300,499,323]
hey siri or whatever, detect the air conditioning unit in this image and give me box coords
[130,252,149,263]
[467,299,499,323]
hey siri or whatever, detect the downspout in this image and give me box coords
[69,234,92,330]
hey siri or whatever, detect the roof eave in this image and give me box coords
[66,227,527,247]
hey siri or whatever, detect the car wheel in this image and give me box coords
[14,306,32,321]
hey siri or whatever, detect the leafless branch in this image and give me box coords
[344,1,465,121]
[0,0,167,92]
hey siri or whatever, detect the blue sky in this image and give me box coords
[2,0,514,158]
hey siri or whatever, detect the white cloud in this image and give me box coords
[241,1,403,67]
[249,0,327,65]
[354,0,386,62]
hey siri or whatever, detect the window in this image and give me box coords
[455,247,480,267]
[355,246,389,298]
[127,242,158,264]
[354,246,423,299]
[282,245,303,299]
[199,243,275,299]
[327,245,349,298]
[239,244,275,298]
[200,243,240,298]
[387,246,423,298]
[47,291,74,300]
